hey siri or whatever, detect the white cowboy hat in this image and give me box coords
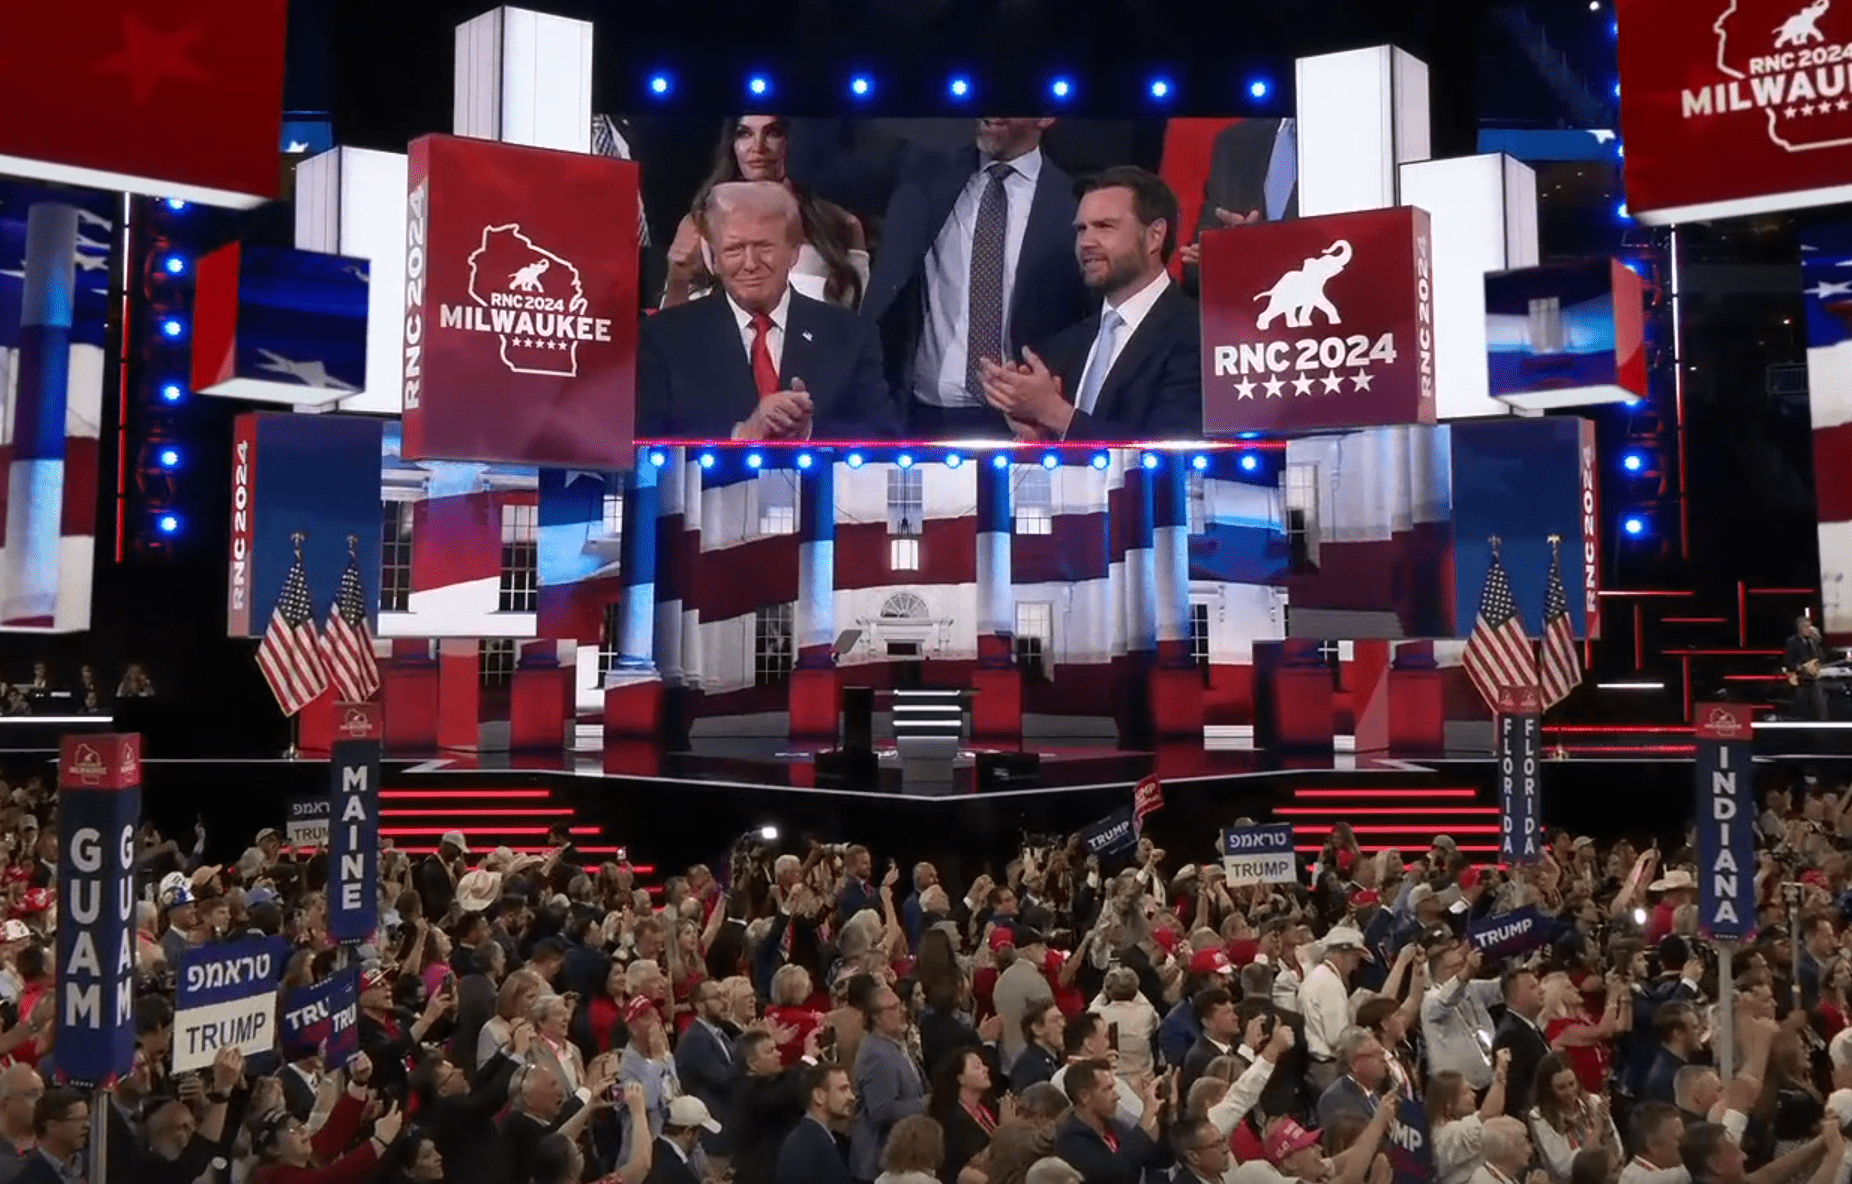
[455,868,503,913]
[1649,869,1697,893]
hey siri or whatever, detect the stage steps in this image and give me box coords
[1273,786,1501,855]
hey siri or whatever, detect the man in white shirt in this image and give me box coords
[1300,926,1370,1093]
[1423,943,1502,1089]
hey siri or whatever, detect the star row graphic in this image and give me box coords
[509,337,573,351]
[1783,99,1852,118]
[1231,370,1375,399]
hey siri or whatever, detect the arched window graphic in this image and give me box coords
[880,592,929,620]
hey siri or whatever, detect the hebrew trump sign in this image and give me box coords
[55,734,141,1087]
[175,936,288,1071]
[1619,0,1852,222]
[402,134,639,468]
[1200,205,1435,435]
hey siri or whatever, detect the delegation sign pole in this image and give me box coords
[1695,703,1755,1080]
[55,734,142,1184]
[1495,686,1542,864]
[328,703,383,946]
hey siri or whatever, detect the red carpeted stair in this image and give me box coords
[381,788,644,871]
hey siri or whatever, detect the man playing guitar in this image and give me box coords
[1785,613,1844,720]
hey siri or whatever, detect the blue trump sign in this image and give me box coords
[1467,906,1553,961]
[55,734,142,1087]
[1221,824,1296,886]
[1081,807,1138,857]
[281,967,359,1063]
[175,935,288,1071]
[1387,1096,1436,1184]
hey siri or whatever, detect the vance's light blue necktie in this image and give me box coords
[1074,308,1124,416]
[1264,118,1297,222]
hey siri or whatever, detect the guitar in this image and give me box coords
[1788,656,1852,685]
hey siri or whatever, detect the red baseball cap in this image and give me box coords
[1265,1117,1323,1163]
[1226,937,1260,967]
[988,927,1016,953]
[623,995,658,1025]
[18,888,51,914]
[1351,888,1381,908]
[1802,870,1831,890]
[1459,867,1484,890]
[1152,927,1182,954]
[1189,947,1233,976]
[359,967,394,993]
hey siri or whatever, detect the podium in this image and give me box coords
[892,689,964,791]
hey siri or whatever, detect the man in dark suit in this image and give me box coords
[775,1063,855,1184]
[1314,1028,1385,1129]
[1786,613,1837,720]
[978,166,1202,442]
[637,181,894,441]
[1010,1001,1064,1094]
[12,1088,89,1184]
[732,1031,811,1184]
[674,981,739,1163]
[1178,987,1241,1100]
[861,118,1091,437]
[1491,966,1551,1115]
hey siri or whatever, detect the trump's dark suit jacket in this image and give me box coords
[637,288,895,440]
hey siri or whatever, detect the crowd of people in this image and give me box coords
[4,768,1852,1184]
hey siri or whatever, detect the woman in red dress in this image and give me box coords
[765,963,822,1066]
[1540,970,1623,1095]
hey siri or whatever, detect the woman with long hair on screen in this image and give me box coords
[661,114,869,309]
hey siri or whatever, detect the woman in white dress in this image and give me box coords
[661,114,869,309]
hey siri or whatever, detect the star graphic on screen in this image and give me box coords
[1350,370,1374,392]
[1291,373,1313,397]
[1786,107,1799,119]
[1320,371,1345,394]
[1234,376,1256,400]
[1803,103,1818,117]
[1807,281,1852,299]
[91,14,211,104]
[1262,375,1285,398]
[1840,98,1851,112]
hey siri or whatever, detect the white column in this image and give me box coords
[454,7,595,152]
[293,148,410,415]
[1295,46,1431,216]
[1398,154,1540,421]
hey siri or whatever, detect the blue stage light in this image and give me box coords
[1191,454,1209,471]
[160,383,183,403]
[948,75,971,100]
[796,452,813,469]
[896,453,913,469]
[648,73,672,96]
[698,452,716,469]
[1237,431,1260,440]
[1622,452,1644,472]
[647,450,666,467]
[1616,201,1631,221]
[1040,453,1059,470]
[990,452,1009,470]
[746,452,764,469]
[164,198,187,210]
[1249,78,1271,100]
[1239,453,1259,472]
[1141,452,1159,469]
[160,319,184,338]
[158,448,179,468]
[747,75,771,98]
[1148,78,1172,101]
[1623,516,1645,536]
[162,255,186,275]
[1613,80,1622,98]
[846,452,865,468]
[850,75,873,99]
[943,452,963,468]
[157,514,179,534]
[1050,77,1073,100]
[1091,452,1109,469]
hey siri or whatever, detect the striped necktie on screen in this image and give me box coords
[965,162,1015,401]
[1264,119,1297,222]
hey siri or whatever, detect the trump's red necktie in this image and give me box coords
[750,312,779,398]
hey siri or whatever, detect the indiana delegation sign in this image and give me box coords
[402,134,639,468]
[1620,0,1852,222]
[1199,206,1435,435]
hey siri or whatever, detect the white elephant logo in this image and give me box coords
[1775,0,1831,47]
[1253,239,1353,331]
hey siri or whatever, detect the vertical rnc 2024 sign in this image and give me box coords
[55,733,141,1087]
[1496,686,1542,863]
[1696,703,1756,940]
[328,702,381,944]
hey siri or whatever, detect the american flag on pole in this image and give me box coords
[319,541,380,702]
[1462,541,1538,712]
[256,539,329,717]
[1539,536,1583,710]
